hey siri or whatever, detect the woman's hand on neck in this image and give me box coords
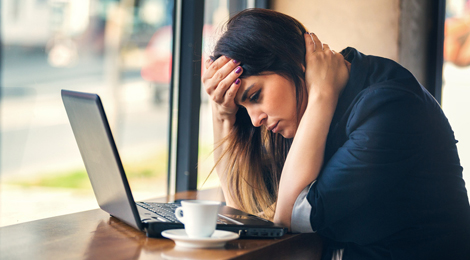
[303,33,350,102]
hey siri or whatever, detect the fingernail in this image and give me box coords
[235,78,240,85]
[233,59,239,63]
[235,66,242,74]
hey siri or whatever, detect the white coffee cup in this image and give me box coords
[174,200,221,238]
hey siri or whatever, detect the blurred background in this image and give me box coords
[1,0,469,227]
[0,0,228,226]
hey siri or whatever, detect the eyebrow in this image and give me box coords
[240,83,255,103]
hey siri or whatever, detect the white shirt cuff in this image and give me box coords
[290,181,316,233]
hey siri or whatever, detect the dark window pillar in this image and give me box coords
[168,0,205,193]
[399,0,445,103]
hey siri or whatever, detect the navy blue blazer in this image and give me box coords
[306,48,470,259]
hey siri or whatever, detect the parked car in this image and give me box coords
[444,12,470,67]
[141,25,215,104]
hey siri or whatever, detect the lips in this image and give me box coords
[267,121,279,132]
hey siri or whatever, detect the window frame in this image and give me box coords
[167,0,270,195]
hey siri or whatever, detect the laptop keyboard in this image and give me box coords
[138,202,180,222]
[137,202,229,224]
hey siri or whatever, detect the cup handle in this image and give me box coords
[175,207,184,223]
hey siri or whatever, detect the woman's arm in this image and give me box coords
[202,56,243,208]
[273,33,350,229]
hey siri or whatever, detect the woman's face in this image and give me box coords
[235,73,306,139]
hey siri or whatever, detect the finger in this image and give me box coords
[203,56,240,96]
[308,33,316,51]
[222,78,241,105]
[309,33,323,51]
[322,43,330,52]
[203,56,228,82]
[209,57,240,84]
[203,56,231,82]
[304,33,316,54]
[212,66,242,102]
[212,66,243,102]
[204,57,213,70]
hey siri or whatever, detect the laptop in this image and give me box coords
[61,89,287,238]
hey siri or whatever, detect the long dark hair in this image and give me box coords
[210,8,308,219]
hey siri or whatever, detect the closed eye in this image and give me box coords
[249,89,261,103]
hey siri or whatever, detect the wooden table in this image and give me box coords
[0,189,322,260]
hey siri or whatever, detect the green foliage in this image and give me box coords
[9,170,90,189]
[6,145,221,190]
[7,151,168,189]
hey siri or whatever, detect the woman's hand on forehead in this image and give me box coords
[202,55,243,122]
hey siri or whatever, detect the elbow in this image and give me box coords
[273,212,292,231]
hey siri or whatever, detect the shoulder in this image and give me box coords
[346,83,430,135]
[339,48,435,132]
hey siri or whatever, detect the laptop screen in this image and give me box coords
[62,90,143,230]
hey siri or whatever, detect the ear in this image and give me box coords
[301,64,306,73]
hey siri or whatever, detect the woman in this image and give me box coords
[203,8,470,260]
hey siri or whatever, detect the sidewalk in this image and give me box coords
[0,183,98,227]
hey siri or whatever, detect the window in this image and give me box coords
[1,0,173,226]
[0,0,266,227]
[197,1,230,190]
[442,0,470,199]
[197,0,264,190]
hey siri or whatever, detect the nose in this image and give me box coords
[247,108,267,127]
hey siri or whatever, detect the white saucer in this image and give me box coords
[161,229,239,249]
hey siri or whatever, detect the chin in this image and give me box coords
[280,130,295,139]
